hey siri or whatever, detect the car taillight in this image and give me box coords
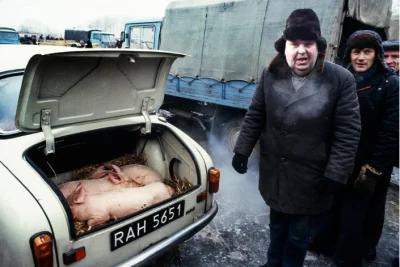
[197,191,208,203]
[30,232,53,267]
[63,247,86,265]
[208,168,220,193]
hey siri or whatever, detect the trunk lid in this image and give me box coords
[15,49,185,133]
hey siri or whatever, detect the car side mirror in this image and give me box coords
[120,32,125,42]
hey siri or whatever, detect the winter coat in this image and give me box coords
[351,70,399,177]
[234,54,361,215]
[343,31,400,177]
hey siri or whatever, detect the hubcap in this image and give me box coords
[228,127,241,152]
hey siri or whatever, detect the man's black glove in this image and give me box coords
[232,153,248,174]
[354,164,382,193]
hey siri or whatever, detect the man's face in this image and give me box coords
[285,40,318,76]
[384,50,399,72]
[350,48,376,73]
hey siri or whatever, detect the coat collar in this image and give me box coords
[284,69,322,108]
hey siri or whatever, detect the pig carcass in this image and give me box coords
[67,182,175,227]
[58,164,163,198]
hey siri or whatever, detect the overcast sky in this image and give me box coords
[1,0,399,37]
[0,0,174,35]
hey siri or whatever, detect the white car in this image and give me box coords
[0,45,219,267]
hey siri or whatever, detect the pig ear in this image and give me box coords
[108,172,123,184]
[74,183,86,204]
[96,165,105,171]
[111,164,123,174]
[90,166,107,179]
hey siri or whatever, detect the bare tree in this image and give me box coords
[18,25,32,33]
[87,15,127,36]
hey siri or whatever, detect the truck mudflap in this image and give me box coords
[115,202,218,267]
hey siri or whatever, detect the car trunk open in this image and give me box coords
[13,49,207,239]
[25,122,202,238]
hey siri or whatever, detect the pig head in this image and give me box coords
[67,182,175,227]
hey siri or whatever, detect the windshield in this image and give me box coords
[0,74,23,135]
[101,34,116,43]
[0,31,20,43]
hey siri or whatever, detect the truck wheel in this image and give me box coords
[223,121,241,153]
[220,118,260,161]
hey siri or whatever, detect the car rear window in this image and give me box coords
[0,74,23,135]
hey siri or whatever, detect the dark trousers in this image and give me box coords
[267,208,328,267]
[363,174,391,249]
[334,174,391,267]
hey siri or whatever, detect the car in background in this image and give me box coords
[0,27,20,44]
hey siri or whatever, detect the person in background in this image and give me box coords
[116,39,122,48]
[382,39,399,74]
[86,39,93,48]
[231,8,361,267]
[333,30,399,267]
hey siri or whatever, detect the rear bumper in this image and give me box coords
[115,202,218,267]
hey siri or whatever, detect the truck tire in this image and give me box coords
[221,119,241,153]
[220,118,260,162]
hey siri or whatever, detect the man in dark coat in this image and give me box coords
[231,9,361,267]
[333,30,399,267]
[382,39,399,75]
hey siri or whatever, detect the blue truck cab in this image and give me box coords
[0,28,21,45]
[121,19,161,50]
[91,31,117,48]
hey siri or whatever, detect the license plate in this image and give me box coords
[110,200,185,251]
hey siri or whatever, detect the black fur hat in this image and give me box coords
[274,9,327,54]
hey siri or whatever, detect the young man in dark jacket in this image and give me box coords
[231,9,361,267]
[333,30,399,267]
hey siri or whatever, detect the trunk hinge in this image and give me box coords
[41,109,55,155]
[141,97,151,134]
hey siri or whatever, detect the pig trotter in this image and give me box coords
[88,226,92,231]
[113,215,118,220]
[169,158,181,180]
